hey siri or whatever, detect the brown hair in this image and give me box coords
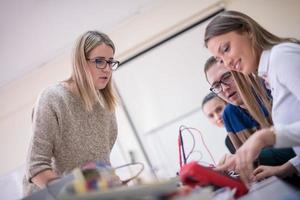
[231,71,272,128]
[204,10,299,51]
[201,92,226,109]
[204,11,300,127]
[204,56,218,82]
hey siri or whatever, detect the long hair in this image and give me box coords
[231,71,272,128]
[204,56,272,128]
[204,10,299,51]
[204,11,300,127]
[67,30,117,112]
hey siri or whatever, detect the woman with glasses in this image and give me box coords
[204,56,295,170]
[23,31,120,196]
[204,10,300,185]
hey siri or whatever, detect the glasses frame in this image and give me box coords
[209,71,234,94]
[87,58,120,71]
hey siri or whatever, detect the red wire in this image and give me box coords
[180,126,216,166]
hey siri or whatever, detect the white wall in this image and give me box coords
[0,0,300,193]
[113,18,229,178]
[0,0,222,178]
[226,0,300,39]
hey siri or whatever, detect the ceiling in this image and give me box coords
[0,0,160,88]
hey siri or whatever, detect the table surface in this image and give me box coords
[238,176,300,200]
[22,175,300,200]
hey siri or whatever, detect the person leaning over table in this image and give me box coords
[23,30,120,196]
[204,56,295,172]
[204,10,300,185]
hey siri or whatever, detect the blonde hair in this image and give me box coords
[204,10,300,127]
[231,72,272,128]
[67,30,117,112]
[204,10,300,50]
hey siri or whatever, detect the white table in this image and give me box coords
[238,176,300,200]
[23,175,300,200]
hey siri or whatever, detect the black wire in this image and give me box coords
[182,127,196,162]
[114,162,145,184]
[179,125,197,164]
[179,130,187,164]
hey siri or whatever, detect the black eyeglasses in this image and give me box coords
[87,58,120,71]
[209,72,234,94]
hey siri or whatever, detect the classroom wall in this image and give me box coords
[0,0,222,179]
[226,0,300,39]
[0,0,300,180]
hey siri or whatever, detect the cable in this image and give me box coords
[178,125,216,166]
[178,125,196,169]
[186,126,216,165]
[178,133,183,169]
[178,128,187,168]
[186,150,203,162]
[179,129,187,164]
[114,162,145,184]
[181,128,196,162]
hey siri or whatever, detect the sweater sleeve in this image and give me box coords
[25,88,60,182]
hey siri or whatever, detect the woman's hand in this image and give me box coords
[31,169,59,188]
[217,153,234,167]
[253,161,297,181]
[253,165,282,181]
[216,127,276,185]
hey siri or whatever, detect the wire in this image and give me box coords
[179,125,216,166]
[186,150,203,162]
[185,126,216,165]
[114,162,145,184]
[178,128,187,168]
[179,129,187,164]
[182,129,196,161]
[178,125,196,169]
[178,133,183,169]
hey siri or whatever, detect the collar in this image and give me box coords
[257,49,271,77]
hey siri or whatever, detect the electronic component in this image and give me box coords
[179,161,248,198]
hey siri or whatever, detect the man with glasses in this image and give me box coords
[203,56,296,172]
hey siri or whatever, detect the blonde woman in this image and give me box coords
[204,10,300,184]
[23,31,120,196]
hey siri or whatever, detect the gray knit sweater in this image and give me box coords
[23,83,118,196]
